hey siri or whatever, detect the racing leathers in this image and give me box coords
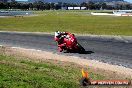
[54,32,70,52]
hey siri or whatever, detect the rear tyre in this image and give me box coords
[76,43,85,53]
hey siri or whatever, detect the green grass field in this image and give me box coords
[0,10,132,35]
[0,54,105,88]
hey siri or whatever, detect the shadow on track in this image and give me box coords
[80,51,94,54]
[64,50,94,54]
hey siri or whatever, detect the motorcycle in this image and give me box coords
[55,32,85,53]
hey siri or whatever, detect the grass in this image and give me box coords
[0,54,106,88]
[0,10,132,35]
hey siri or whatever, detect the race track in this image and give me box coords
[0,32,132,68]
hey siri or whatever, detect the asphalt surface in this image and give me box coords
[0,32,132,68]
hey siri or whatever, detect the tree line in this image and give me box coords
[0,1,132,10]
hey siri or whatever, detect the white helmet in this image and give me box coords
[55,31,61,37]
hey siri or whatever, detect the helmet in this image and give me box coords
[55,31,61,37]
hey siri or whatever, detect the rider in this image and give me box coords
[54,31,70,52]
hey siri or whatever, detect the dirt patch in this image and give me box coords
[0,46,132,80]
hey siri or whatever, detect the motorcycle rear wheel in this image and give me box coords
[76,43,85,53]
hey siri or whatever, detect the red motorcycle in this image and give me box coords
[55,32,85,53]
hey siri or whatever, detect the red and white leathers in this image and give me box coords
[54,32,71,52]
